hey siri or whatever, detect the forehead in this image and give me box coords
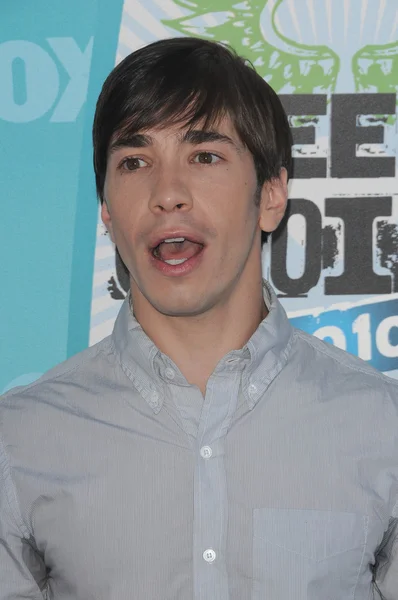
[109,113,244,149]
[164,114,238,137]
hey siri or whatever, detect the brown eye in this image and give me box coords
[120,157,146,171]
[193,152,220,165]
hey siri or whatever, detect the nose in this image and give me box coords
[148,166,193,214]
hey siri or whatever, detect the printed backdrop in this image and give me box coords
[2,0,398,393]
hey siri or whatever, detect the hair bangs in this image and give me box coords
[111,67,235,148]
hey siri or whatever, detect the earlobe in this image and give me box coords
[101,200,115,243]
[258,168,288,233]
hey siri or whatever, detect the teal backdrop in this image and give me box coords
[1,0,124,392]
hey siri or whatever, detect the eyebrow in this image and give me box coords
[181,129,238,148]
[108,129,241,155]
[109,133,152,154]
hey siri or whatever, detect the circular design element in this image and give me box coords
[200,445,213,459]
[203,548,216,563]
[164,368,175,380]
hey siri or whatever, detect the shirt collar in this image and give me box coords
[111,279,294,412]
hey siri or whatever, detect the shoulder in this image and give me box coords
[292,327,398,396]
[0,334,116,412]
[0,334,126,468]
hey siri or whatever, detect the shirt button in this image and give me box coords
[200,445,213,459]
[248,383,257,395]
[150,391,159,406]
[203,548,216,563]
[164,368,175,380]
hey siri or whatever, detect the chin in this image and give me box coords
[151,298,205,318]
[134,274,219,317]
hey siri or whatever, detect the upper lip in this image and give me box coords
[148,230,205,250]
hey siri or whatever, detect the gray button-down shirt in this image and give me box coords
[1,281,398,599]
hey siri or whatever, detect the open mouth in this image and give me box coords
[151,237,204,265]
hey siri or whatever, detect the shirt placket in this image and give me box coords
[193,370,241,600]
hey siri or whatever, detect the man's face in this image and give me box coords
[102,116,287,318]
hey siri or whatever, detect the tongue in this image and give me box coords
[157,240,202,262]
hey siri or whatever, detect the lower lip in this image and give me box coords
[149,246,205,277]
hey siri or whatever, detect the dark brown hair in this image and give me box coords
[93,37,292,203]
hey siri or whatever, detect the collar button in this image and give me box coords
[248,383,257,396]
[149,391,160,407]
[164,368,175,380]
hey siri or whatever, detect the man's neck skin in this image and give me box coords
[130,264,267,397]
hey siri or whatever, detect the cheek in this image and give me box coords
[105,179,143,228]
[105,168,142,204]
[103,204,138,258]
[214,184,258,233]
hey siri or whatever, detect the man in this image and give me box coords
[1,37,397,600]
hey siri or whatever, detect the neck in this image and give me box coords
[130,269,267,396]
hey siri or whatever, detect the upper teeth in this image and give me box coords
[163,237,185,243]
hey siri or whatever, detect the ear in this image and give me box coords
[101,200,115,243]
[258,167,288,233]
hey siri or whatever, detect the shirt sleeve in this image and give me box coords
[0,441,47,599]
[373,516,398,599]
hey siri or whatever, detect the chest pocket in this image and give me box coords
[252,508,369,600]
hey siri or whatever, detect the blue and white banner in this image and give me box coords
[89,0,398,380]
